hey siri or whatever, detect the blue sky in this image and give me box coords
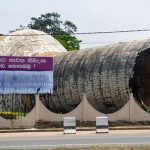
[1,0,150,48]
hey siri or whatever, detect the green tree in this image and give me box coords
[23,12,81,51]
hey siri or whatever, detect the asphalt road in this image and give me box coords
[0,131,150,149]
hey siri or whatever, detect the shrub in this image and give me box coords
[0,112,17,119]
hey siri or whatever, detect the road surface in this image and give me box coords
[0,130,150,149]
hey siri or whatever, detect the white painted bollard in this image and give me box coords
[96,116,109,133]
[64,117,76,134]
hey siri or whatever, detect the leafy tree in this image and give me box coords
[21,12,81,51]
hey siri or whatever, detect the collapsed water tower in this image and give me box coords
[0,29,150,120]
[43,39,150,114]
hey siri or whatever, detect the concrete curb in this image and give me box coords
[0,126,150,133]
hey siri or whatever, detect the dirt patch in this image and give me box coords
[35,120,150,129]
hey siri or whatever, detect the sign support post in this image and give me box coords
[35,93,40,122]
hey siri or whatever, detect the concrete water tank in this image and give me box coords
[45,39,150,114]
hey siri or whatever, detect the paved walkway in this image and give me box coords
[0,129,150,138]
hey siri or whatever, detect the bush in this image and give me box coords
[0,112,16,119]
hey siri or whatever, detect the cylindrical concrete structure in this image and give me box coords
[44,39,150,114]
